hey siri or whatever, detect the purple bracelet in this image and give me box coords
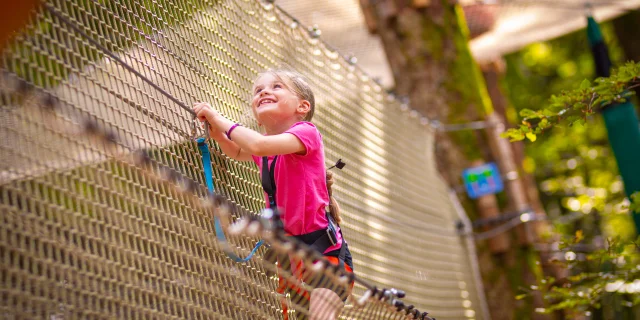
[225,123,241,140]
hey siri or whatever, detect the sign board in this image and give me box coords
[462,162,504,199]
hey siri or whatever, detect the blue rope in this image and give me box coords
[198,138,216,192]
[196,137,264,263]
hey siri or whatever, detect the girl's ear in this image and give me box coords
[297,100,311,116]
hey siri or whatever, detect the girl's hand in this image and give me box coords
[193,102,231,139]
[193,102,218,123]
[193,102,225,135]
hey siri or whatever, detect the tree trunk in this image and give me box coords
[359,0,491,185]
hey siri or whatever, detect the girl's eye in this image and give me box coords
[273,84,282,89]
[254,88,262,94]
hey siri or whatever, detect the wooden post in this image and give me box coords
[485,113,534,245]
[482,60,552,240]
[482,60,535,246]
[472,160,510,254]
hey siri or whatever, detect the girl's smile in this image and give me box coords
[256,97,278,108]
[257,97,277,107]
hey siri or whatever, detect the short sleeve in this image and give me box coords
[251,155,261,167]
[284,122,321,156]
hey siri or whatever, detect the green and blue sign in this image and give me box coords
[462,162,503,199]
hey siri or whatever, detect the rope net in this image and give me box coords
[0,0,483,319]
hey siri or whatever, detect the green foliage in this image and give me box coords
[502,23,635,242]
[521,232,640,317]
[502,22,640,318]
[631,192,640,213]
[502,61,640,142]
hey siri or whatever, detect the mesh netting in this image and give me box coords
[0,0,484,319]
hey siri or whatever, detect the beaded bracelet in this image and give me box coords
[225,123,241,140]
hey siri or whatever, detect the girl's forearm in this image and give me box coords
[207,113,266,156]
[224,126,268,155]
[207,127,242,160]
[218,138,243,159]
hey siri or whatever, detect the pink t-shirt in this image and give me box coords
[252,122,343,253]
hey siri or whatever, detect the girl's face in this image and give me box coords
[251,73,307,126]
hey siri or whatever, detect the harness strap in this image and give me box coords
[261,156,278,207]
[327,212,347,269]
[197,138,263,263]
[198,138,215,192]
[288,212,347,269]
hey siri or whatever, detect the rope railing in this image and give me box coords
[0,0,485,319]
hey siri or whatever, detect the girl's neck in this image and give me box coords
[263,118,302,135]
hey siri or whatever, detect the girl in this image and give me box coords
[193,69,354,320]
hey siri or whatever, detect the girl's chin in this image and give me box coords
[256,110,282,122]
[255,105,276,113]
[256,102,278,109]
[256,106,283,115]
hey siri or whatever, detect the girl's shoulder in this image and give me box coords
[288,121,317,131]
[285,122,323,155]
[286,121,321,138]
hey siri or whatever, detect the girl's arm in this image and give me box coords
[194,102,252,161]
[207,127,253,162]
[210,115,306,157]
[194,102,305,157]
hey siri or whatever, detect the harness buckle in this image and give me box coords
[326,219,338,246]
[326,228,337,246]
[191,116,200,141]
[191,116,210,141]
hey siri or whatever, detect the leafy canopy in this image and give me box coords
[502,61,640,142]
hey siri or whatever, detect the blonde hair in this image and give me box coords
[255,69,315,121]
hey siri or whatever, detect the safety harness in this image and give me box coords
[196,134,346,267]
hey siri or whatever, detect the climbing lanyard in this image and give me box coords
[196,137,264,263]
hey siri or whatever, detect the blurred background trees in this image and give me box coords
[502,11,640,319]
